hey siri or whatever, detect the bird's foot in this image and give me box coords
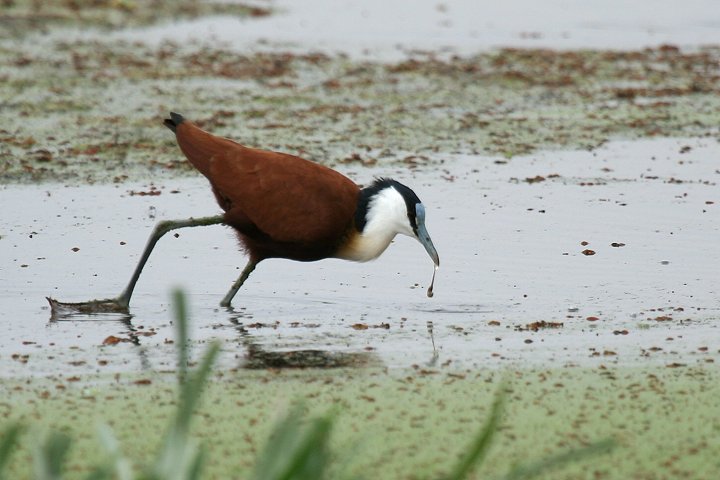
[47,296,130,316]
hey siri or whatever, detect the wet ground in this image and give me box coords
[3,5,720,184]
[2,137,718,376]
[1,1,720,478]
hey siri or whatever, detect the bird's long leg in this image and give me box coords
[115,215,226,309]
[219,260,257,308]
[48,215,226,315]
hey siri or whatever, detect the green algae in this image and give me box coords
[1,32,719,184]
[2,366,718,479]
[0,0,271,38]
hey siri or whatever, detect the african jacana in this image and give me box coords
[48,112,439,313]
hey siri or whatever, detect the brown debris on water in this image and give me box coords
[516,321,564,332]
[352,323,390,330]
[0,1,272,35]
[2,41,720,184]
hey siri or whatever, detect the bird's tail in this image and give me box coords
[163,112,185,133]
[163,111,243,178]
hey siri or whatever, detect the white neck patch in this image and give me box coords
[337,186,415,262]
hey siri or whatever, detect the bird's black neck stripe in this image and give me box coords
[355,178,420,233]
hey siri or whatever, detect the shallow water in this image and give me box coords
[97,0,720,59]
[1,137,718,377]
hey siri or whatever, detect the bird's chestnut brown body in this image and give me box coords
[47,112,439,312]
[170,116,360,263]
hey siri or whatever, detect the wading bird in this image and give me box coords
[48,112,439,313]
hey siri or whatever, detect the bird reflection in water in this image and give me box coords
[228,311,380,370]
[47,309,152,370]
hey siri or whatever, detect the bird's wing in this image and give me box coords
[206,147,359,244]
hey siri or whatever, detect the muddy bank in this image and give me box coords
[2,26,719,183]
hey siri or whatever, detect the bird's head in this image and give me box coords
[354,178,440,266]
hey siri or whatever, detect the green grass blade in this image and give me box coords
[503,438,615,480]
[169,289,221,435]
[277,415,333,480]
[174,342,221,435]
[252,407,304,479]
[148,289,220,480]
[86,424,133,480]
[150,339,218,479]
[186,445,207,480]
[83,464,114,480]
[32,430,72,480]
[445,384,507,480]
[0,423,23,479]
[172,289,189,384]
[252,407,334,480]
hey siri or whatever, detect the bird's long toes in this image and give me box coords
[47,296,130,316]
